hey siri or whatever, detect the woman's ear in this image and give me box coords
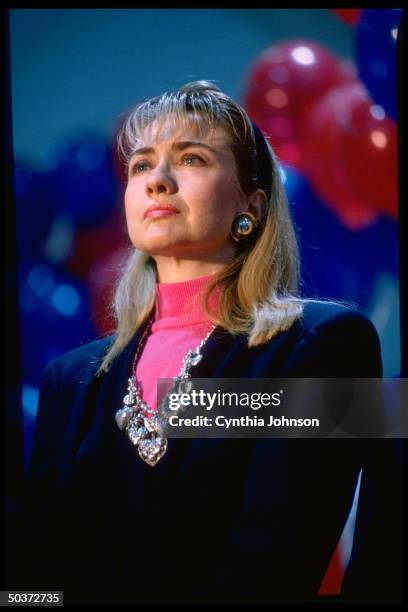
[247,189,268,222]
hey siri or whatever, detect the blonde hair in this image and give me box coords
[97,80,304,375]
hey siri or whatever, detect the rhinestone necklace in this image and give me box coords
[115,315,216,466]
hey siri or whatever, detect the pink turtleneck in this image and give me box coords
[134,273,221,411]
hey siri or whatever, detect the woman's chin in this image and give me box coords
[134,238,189,257]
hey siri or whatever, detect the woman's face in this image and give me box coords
[124,118,260,263]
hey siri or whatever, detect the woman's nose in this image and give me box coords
[146,164,177,196]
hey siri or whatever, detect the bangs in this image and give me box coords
[117,88,250,165]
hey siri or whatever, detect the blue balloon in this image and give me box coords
[14,164,58,261]
[355,8,403,120]
[281,165,399,308]
[19,261,98,386]
[46,137,121,230]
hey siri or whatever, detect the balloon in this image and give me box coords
[244,40,354,169]
[355,9,403,120]
[65,211,129,278]
[14,164,57,261]
[45,136,121,230]
[343,101,398,218]
[86,246,130,336]
[331,9,362,26]
[41,213,76,267]
[300,81,378,230]
[19,261,97,386]
[282,165,399,308]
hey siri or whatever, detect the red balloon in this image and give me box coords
[343,102,398,218]
[331,9,362,26]
[244,40,354,169]
[66,211,128,278]
[301,81,379,230]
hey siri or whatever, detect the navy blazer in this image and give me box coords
[11,302,402,603]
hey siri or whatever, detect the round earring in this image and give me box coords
[230,212,258,242]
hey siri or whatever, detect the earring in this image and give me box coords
[230,212,258,242]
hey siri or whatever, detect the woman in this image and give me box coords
[17,81,401,603]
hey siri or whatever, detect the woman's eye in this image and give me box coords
[130,154,204,175]
[131,160,149,174]
[182,154,205,166]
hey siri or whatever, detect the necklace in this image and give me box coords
[115,315,216,466]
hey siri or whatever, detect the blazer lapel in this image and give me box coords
[187,326,248,378]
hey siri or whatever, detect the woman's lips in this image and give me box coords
[144,209,180,219]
